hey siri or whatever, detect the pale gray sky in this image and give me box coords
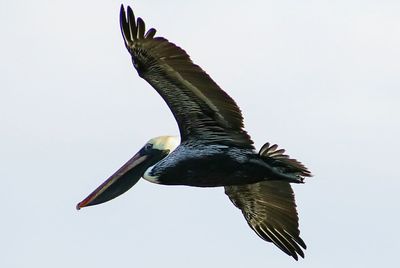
[1,0,399,267]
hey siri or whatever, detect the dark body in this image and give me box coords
[148,143,299,187]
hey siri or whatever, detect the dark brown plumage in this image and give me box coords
[120,6,254,149]
[225,182,306,260]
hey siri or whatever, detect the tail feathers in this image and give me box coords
[259,143,312,179]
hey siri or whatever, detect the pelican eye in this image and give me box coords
[144,143,153,151]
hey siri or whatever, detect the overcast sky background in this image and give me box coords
[1,0,399,267]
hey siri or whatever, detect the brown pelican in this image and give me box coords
[77,5,312,260]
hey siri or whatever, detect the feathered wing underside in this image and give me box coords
[225,181,306,260]
[120,5,253,148]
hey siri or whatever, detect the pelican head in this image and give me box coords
[76,136,179,210]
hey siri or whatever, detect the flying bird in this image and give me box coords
[77,5,312,260]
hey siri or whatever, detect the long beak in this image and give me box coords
[76,146,165,210]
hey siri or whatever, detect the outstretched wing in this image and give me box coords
[119,5,253,149]
[225,181,306,260]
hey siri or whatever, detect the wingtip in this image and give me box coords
[119,4,135,48]
[126,5,133,14]
[137,17,145,39]
[119,4,127,23]
[296,235,307,250]
[145,28,157,39]
[126,6,137,40]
